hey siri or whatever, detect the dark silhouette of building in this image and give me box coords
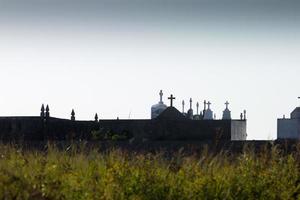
[0,91,247,141]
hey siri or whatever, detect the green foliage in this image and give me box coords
[91,130,130,141]
[0,144,300,200]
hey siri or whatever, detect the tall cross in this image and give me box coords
[225,101,229,109]
[168,94,176,107]
[159,90,163,103]
[207,101,211,109]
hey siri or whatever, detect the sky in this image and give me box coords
[0,0,299,139]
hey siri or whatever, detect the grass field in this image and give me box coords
[0,143,300,200]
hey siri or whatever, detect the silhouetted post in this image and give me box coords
[95,113,99,122]
[182,100,185,113]
[203,100,207,116]
[44,105,50,139]
[71,109,75,121]
[196,102,199,115]
[40,104,45,118]
[240,113,243,120]
[190,98,193,110]
[159,90,163,103]
[243,110,247,120]
[168,94,176,107]
[45,105,50,119]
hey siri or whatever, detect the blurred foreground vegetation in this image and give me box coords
[0,143,300,200]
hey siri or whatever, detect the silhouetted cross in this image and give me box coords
[168,94,176,107]
[225,101,229,109]
[207,101,211,109]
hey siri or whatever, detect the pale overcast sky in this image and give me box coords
[0,0,299,139]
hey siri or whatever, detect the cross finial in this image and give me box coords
[159,90,163,103]
[182,100,185,113]
[225,101,229,109]
[45,105,50,118]
[41,104,45,118]
[71,109,75,121]
[168,94,176,107]
[190,98,192,109]
[207,101,211,109]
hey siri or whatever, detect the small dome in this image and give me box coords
[187,109,194,120]
[151,90,167,119]
[151,103,167,119]
[193,115,201,120]
[223,108,231,120]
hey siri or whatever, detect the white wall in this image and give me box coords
[231,120,247,141]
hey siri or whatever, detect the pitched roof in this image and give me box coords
[156,107,187,120]
[291,107,300,119]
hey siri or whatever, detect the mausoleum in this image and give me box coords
[278,99,300,139]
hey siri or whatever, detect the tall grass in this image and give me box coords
[0,143,299,200]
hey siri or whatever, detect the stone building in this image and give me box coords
[278,100,300,139]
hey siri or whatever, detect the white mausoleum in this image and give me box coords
[151,90,167,119]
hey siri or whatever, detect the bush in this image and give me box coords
[0,144,299,200]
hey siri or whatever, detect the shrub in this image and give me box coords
[0,143,299,200]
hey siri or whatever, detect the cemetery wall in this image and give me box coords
[0,117,246,142]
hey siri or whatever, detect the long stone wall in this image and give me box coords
[0,116,246,141]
